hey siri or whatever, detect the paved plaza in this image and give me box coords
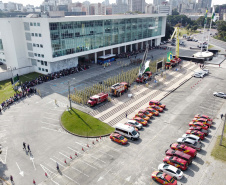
[1,58,226,185]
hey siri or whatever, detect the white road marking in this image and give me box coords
[59,152,71,160]
[80,160,98,170]
[86,153,106,163]
[41,121,60,127]
[51,178,61,185]
[40,164,57,178]
[97,176,104,182]
[105,145,120,152]
[63,174,80,185]
[43,117,59,121]
[94,149,114,158]
[16,162,24,176]
[71,166,89,177]
[50,158,65,168]
[30,156,36,170]
[125,176,131,182]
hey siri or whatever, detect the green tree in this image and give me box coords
[216,20,226,41]
[162,23,174,41]
[172,8,179,15]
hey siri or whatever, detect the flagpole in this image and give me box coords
[201,24,206,56]
[206,18,212,51]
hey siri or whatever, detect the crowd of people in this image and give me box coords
[0,88,36,113]
[0,64,90,113]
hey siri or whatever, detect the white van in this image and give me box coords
[114,123,140,140]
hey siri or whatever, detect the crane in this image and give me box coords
[170,27,179,58]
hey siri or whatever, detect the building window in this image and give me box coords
[45,69,48,72]
[37,60,40,62]
[37,44,39,47]
[38,54,40,57]
[41,60,44,65]
[40,44,43,48]
[33,43,36,47]
[38,67,41,70]
[44,61,47,66]
[34,23,36,26]
[37,23,40,26]
[30,22,33,26]
[39,33,42,37]
[34,53,37,56]
[42,68,44,71]
[32,33,34,36]
[35,33,38,37]
[41,54,44,58]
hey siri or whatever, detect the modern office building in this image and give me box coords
[0,14,166,74]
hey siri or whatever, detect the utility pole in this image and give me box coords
[68,81,72,109]
[220,114,226,146]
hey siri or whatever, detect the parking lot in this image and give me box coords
[0,59,226,185]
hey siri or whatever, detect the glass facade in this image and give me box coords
[49,17,162,58]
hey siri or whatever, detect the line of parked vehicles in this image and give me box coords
[109,100,166,144]
[193,68,209,78]
[151,114,213,185]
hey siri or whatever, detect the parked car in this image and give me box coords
[177,138,202,150]
[189,121,209,130]
[165,148,192,164]
[163,156,188,171]
[182,134,201,143]
[192,118,212,127]
[133,117,148,126]
[149,100,166,109]
[194,114,213,122]
[213,92,226,99]
[110,133,128,145]
[138,109,153,117]
[193,71,206,78]
[134,113,150,121]
[186,130,205,140]
[145,107,159,116]
[151,171,177,185]
[202,69,209,74]
[127,120,143,130]
[189,126,209,136]
[170,143,197,158]
[158,163,184,180]
[149,105,163,112]
[171,43,176,46]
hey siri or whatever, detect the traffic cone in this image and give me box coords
[100,136,101,140]
[45,172,48,177]
[64,160,67,164]
[33,179,36,184]
[82,147,84,151]
[92,141,95,145]
[96,138,98,142]
[70,155,72,159]
[75,152,78,156]
[87,144,89,148]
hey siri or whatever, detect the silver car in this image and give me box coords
[158,163,184,180]
[127,120,143,130]
[177,137,202,150]
[193,72,204,78]
[213,92,226,99]
[182,134,201,143]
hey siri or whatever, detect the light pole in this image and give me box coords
[68,81,72,109]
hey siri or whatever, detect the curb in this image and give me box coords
[160,76,193,101]
[59,109,111,138]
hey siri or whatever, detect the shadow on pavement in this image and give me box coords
[193,156,204,165]
[179,176,188,183]
[129,138,142,145]
[198,149,207,156]
[183,168,195,177]
[189,162,199,172]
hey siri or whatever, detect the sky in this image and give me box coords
[1,0,225,7]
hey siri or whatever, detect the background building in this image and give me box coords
[158,1,172,15]
[0,14,166,74]
[112,0,128,14]
[128,0,146,13]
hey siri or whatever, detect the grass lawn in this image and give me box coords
[208,44,214,49]
[179,28,199,37]
[211,124,226,162]
[0,72,42,103]
[61,108,115,137]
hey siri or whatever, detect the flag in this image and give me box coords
[212,7,216,22]
[204,8,208,25]
[167,52,173,62]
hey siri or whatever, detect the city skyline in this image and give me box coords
[0,0,225,7]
